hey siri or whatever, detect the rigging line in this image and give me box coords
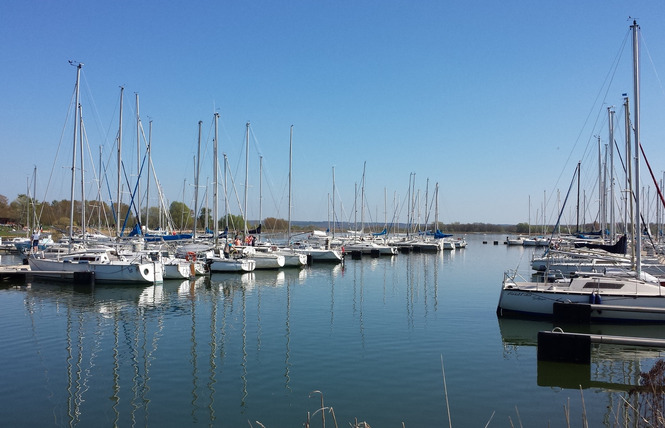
[551,163,579,238]
[554,30,631,203]
[40,82,78,216]
[640,30,665,102]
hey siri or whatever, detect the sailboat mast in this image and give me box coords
[360,161,366,235]
[213,113,219,248]
[145,120,152,231]
[288,125,293,243]
[259,155,263,239]
[193,120,202,239]
[608,108,615,241]
[332,166,336,238]
[136,93,141,227]
[597,135,603,234]
[631,20,642,276]
[69,62,82,245]
[117,86,123,238]
[244,122,250,236]
[79,103,86,241]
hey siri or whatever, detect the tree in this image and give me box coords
[516,222,530,234]
[264,217,288,231]
[219,214,245,232]
[198,207,213,231]
[169,201,193,231]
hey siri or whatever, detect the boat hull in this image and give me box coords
[208,257,255,272]
[28,257,162,284]
[497,284,665,322]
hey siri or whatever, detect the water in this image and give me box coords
[1,234,662,427]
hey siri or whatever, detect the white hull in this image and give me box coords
[280,252,307,267]
[163,262,193,279]
[251,254,286,269]
[343,243,397,255]
[208,257,255,272]
[28,257,162,284]
[497,274,665,322]
[295,248,343,262]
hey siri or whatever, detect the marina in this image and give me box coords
[1,234,664,426]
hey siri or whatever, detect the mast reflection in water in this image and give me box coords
[2,234,664,426]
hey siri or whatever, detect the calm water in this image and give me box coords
[1,234,662,427]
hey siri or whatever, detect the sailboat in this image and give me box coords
[28,64,163,284]
[496,21,665,322]
[205,114,255,273]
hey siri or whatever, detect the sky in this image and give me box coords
[2,1,665,227]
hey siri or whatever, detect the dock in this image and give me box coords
[538,328,665,363]
[0,265,95,284]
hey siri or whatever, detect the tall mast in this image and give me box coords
[69,62,82,245]
[288,125,293,243]
[624,96,632,253]
[135,93,141,227]
[223,153,229,239]
[244,122,250,236]
[332,166,336,238]
[608,108,615,241]
[145,120,152,231]
[117,86,123,238]
[360,161,366,235]
[576,161,581,232]
[79,102,86,242]
[193,120,202,239]
[98,146,102,229]
[214,113,219,248]
[259,155,263,239]
[631,20,642,276]
[597,135,603,235]
[434,182,439,233]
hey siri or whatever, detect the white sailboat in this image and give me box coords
[496,21,665,322]
[205,113,256,273]
[28,65,162,284]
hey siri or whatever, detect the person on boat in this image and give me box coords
[234,235,241,246]
[31,228,41,253]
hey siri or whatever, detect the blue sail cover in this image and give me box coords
[372,228,387,236]
[128,223,142,237]
[433,230,452,239]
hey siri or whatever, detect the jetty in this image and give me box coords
[0,265,95,284]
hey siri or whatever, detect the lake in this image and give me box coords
[1,233,662,427]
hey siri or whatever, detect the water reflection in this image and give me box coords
[497,316,665,393]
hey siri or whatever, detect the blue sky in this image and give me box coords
[3,1,665,226]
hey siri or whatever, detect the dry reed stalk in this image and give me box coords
[579,386,588,428]
[440,355,452,428]
[514,405,522,427]
[309,390,326,428]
